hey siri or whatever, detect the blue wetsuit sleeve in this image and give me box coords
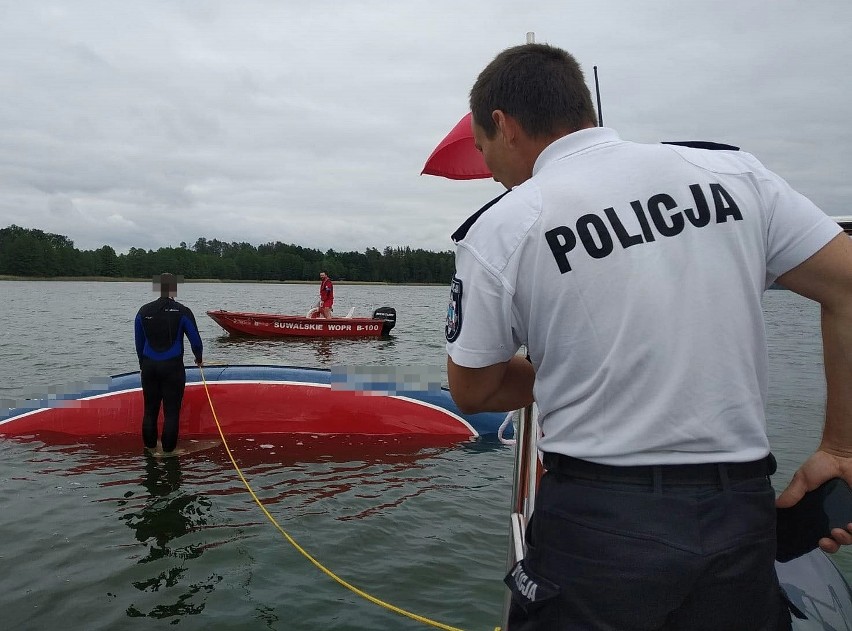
[134,313,145,364]
[181,313,203,362]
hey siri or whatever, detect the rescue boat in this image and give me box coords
[207,307,396,338]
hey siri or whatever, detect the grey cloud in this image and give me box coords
[0,0,849,255]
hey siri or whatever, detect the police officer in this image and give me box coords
[134,273,203,454]
[445,43,852,630]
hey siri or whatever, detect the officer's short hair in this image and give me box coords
[470,43,598,139]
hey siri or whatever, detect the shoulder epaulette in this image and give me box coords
[451,190,511,243]
[662,140,740,151]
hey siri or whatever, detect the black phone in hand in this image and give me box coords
[776,477,852,563]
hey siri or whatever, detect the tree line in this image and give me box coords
[0,225,456,284]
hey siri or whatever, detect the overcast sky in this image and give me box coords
[1,1,849,255]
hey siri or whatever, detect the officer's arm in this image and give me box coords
[778,233,852,458]
[775,233,852,547]
[447,355,534,414]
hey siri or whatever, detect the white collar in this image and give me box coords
[532,127,622,176]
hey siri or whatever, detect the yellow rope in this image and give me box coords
[198,365,466,631]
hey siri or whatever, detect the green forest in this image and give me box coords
[0,225,456,284]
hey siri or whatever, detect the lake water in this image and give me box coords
[0,281,847,630]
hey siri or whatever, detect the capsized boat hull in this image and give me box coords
[0,364,509,441]
[777,548,852,629]
[207,308,396,338]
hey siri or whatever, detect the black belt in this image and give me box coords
[542,452,776,486]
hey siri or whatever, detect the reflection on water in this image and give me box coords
[128,456,191,557]
[214,333,398,367]
[309,338,333,362]
[120,453,219,621]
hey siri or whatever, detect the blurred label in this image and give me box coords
[330,365,442,395]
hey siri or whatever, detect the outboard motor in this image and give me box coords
[372,307,397,336]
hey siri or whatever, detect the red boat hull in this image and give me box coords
[207,310,393,338]
[0,365,504,440]
[1,382,475,437]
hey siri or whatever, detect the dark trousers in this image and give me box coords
[140,357,186,452]
[506,453,791,631]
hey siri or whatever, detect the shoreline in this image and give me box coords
[0,275,446,286]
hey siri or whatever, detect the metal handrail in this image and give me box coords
[500,401,539,630]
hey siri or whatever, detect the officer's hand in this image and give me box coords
[776,450,852,553]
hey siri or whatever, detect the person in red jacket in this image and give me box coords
[318,271,334,318]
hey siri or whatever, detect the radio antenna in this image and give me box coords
[593,66,604,127]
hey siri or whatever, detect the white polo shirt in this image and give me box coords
[446,127,840,465]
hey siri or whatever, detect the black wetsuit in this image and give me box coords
[134,297,203,452]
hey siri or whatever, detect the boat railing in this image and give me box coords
[501,400,540,630]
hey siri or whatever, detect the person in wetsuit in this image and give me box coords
[134,273,203,453]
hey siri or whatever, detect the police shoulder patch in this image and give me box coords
[445,276,463,342]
